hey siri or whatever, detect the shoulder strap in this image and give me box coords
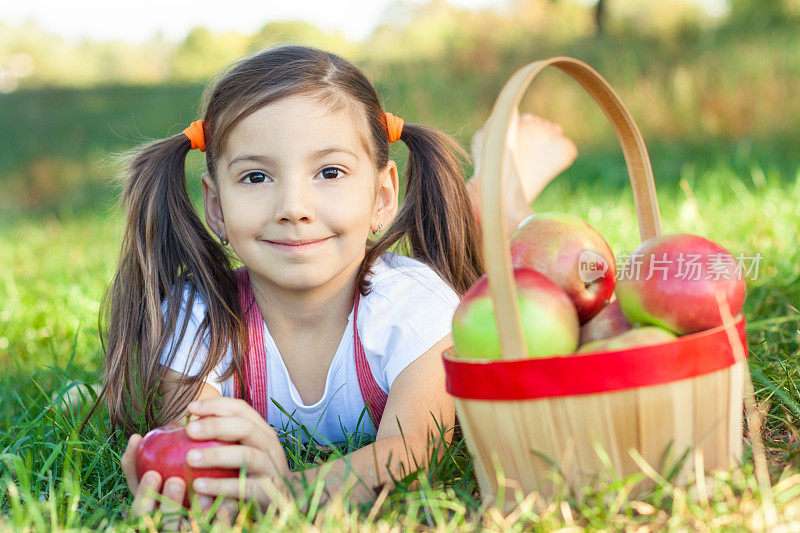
[233,267,270,422]
[352,291,388,430]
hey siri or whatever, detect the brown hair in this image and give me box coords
[83,44,485,438]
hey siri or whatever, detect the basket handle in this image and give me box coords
[478,56,662,359]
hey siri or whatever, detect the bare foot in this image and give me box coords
[467,111,578,237]
[511,114,577,203]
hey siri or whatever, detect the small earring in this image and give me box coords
[217,232,229,246]
[371,222,383,236]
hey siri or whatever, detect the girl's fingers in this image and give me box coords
[187,397,267,430]
[130,472,187,520]
[186,444,283,477]
[193,494,214,512]
[191,494,237,525]
[185,414,277,452]
[122,434,142,493]
[192,475,287,506]
[214,500,240,527]
[159,476,187,513]
[131,470,162,517]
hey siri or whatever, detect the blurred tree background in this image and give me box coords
[0,0,798,219]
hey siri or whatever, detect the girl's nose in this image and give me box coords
[273,178,315,224]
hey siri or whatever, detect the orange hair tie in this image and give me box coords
[182,119,206,152]
[384,112,404,143]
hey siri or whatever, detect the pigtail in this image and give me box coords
[361,123,485,297]
[83,133,248,437]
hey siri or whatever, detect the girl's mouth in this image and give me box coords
[266,237,331,252]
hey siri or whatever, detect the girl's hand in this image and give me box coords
[184,397,292,509]
[122,433,191,529]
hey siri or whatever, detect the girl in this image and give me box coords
[95,44,576,517]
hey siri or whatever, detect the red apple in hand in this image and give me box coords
[509,212,616,324]
[577,326,677,354]
[136,419,239,507]
[579,299,634,346]
[452,267,580,359]
[615,234,746,335]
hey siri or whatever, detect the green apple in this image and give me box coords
[452,267,580,359]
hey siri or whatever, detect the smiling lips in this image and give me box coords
[267,237,331,251]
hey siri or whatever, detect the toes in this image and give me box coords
[520,114,565,134]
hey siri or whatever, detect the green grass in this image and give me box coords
[1,138,800,529]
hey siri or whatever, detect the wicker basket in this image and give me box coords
[442,57,747,510]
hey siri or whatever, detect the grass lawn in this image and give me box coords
[1,133,799,529]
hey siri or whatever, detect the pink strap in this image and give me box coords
[233,267,388,430]
[353,293,388,428]
[232,268,269,418]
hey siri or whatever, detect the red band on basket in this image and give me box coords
[443,315,747,400]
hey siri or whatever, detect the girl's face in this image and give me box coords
[203,94,398,293]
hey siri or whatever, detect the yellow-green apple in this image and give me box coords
[452,267,580,359]
[509,212,616,324]
[579,299,634,346]
[577,326,677,354]
[616,234,746,335]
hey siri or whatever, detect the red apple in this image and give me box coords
[579,299,634,346]
[615,234,746,335]
[509,212,616,324]
[136,419,239,507]
[452,267,580,359]
[577,326,677,354]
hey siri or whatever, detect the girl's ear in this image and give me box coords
[373,160,400,230]
[201,172,226,238]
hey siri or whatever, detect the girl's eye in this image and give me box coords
[243,171,268,184]
[319,167,344,180]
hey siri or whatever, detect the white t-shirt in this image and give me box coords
[159,251,461,445]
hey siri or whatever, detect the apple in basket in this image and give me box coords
[452,267,580,359]
[509,212,616,324]
[577,326,677,354]
[136,417,239,508]
[579,299,634,346]
[615,234,746,335]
